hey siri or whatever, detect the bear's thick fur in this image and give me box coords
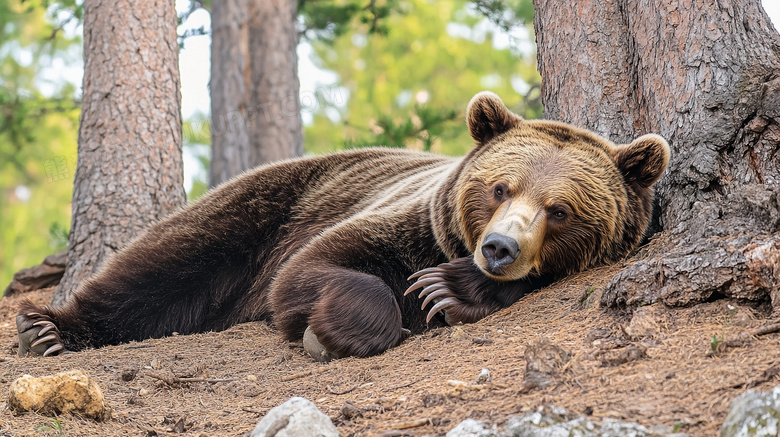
[17,92,670,359]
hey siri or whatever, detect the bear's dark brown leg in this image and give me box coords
[273,265,404,359]
[405,257,554,325]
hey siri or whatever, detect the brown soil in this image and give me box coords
[0,264,778,437]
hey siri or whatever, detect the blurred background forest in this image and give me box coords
[0,0,777,289]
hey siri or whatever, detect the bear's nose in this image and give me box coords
[481,232,519,272]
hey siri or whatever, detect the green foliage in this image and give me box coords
[470,0,534,32]
[303,0,541,156]
[182,110,212,202]
[299,0,402,42]
[0,0,82,288]
[48,222,69,250]
[343,105,458,150]
[186,152,211,202]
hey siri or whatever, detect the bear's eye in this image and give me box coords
[493,184,508,199]
[549,206,569,220]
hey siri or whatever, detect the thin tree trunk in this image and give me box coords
[533,0,780,309]
[53,0,185,306]
[209,0,252,187]
[248,0,303,165]
[209,0,303,187]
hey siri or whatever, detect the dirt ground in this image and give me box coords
[0,262,778,437]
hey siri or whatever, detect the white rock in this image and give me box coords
[251,397,339,437]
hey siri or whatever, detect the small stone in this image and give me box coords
[8,370,110,421]
[525,337,571,375]
[520,338,572,393]
[599,344,647,367]
[585,328,611,343]
[450,327,469,339]
[251,397,339,437]
[475,369,491,384]
[303,326,339,362]
[121,368,138,381]
[341,401,362,420]
[247,374,258,382]
[624,305,662,339]
[139,388,150,396]
[447,380,469,388]
[172,417,187,433]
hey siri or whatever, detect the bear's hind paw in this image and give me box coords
[17,313,65,357]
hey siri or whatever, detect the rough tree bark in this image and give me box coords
[533,0,780,309]
[52,0,186,306]
[209,0,303,187]
[209,0,251,186]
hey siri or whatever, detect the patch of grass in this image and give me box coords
[36,418,63,435]
[579,286,596,304]
[711,335,722,353]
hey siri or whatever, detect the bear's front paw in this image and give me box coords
[16,311,64,357]
[405,262,470,325]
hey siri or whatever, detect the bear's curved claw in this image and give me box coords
[426,297,459,323]
[403,275,445,296]
[421,287,455,309]
[17,313,65,358]
[407,264,466,323]
[43,344,64,357]
[31,333,59,348]
[407,264,452,281]
[34,321,59,337]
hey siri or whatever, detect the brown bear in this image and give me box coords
[17,91,670,360]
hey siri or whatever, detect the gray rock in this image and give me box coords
[448,405,687,437]
[503,405,595,437]
[721,386,780,437]
[251,397,339,437]
[447,419,498,437]
[303,326,339,362]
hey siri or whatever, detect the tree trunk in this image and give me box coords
[533,0,780,309]
[209,0,251,186]
[52,0,186,306]
[209,0,303,187]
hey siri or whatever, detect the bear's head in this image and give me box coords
[455,91,670,281]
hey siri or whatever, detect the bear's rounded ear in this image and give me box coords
[613,134,671,187]
[466,91,523,146]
